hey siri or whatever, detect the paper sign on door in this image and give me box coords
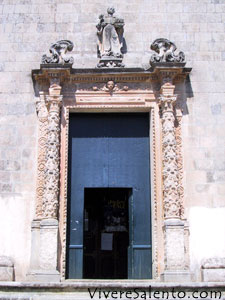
[101,233,113,250]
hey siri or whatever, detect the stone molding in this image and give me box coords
[31,65,191,281]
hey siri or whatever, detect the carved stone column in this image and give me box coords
[39,82,62,281]
[42,83,62,219]
[159,81,191,282]
[35,92,49,219]
[28,41,73,282]
[159,92,180,219]
[150,38,192,281]
[27,83,62,282]
[28,93,49,275]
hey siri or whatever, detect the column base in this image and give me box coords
[26,270,60,282]
[161,270,192,282]
[27,218,60,282]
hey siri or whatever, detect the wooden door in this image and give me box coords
[66,113,152,279]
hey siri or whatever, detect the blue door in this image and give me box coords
[66,113,152,279]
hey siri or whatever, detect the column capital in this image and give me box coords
[36,92,48,120]
[158,94,177,114]
[47,83,63,108]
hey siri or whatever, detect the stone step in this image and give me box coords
[0,281,224,300]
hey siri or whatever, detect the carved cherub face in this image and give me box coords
[107,7,115,16]
[106,80,115,90]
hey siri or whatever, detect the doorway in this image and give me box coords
[66,113,152,279]
[83,188,131,279]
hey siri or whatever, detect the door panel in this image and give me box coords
[67,113,152,279]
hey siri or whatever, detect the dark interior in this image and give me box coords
[83,188,131,279]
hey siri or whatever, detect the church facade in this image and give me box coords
[0,0,224,296]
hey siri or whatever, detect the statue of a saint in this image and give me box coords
[96,7,125,67]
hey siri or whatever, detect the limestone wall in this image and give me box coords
[0,0,224,281]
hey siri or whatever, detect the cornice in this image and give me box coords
[32,65,192,88]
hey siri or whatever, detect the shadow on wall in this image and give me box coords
[184,74,194,115]
[176,74,194,117]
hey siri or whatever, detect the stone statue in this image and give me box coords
[96,7,125,68]
[42,40,74,65]
[150,38,185,66]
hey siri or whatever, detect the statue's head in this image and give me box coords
[107,7,115,16]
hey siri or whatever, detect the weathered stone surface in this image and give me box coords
[0,256,14,281]
[39,219,58,271]
[0,282,224,300]
[202,269,225,282]
[202,258,225,282]
[0,256,13,268]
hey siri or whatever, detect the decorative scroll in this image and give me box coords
[43,84,62,219]
[35,93,48,219]
[42,40,74,65]
[150,38,185,65]
[159,94,180,219]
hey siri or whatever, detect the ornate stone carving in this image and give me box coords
[43,84,62,219]
[159,94,180,219]
[103,80,118,93]
[93,80,119,94]
[150,38,185,65]
[175,115,185,219]
[35,92,48,219]
[42,40,74,65]
[96,7,125,68]
[32,64,192,281]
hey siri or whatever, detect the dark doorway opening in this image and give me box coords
[83,188,131,279]
[66,113,152,279]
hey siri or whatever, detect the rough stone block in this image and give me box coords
[0,256,14,281]
[161,271,192,282]
[202,258,225,282]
